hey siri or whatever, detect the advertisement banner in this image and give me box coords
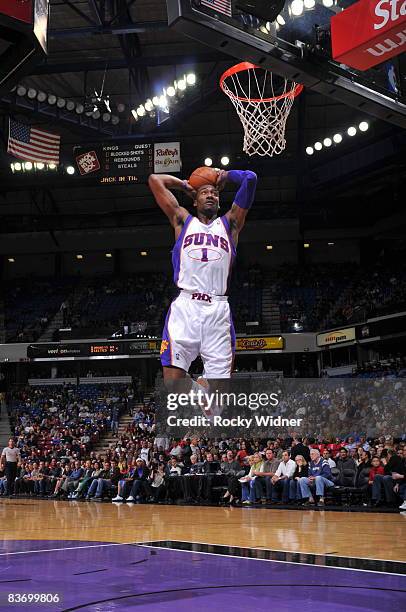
[317,328,355,347]
[154,142,181,173]
[331,0,406,70]
[235,336,284,352]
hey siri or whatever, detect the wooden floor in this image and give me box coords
[0,499,405,561]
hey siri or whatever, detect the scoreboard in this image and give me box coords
[74,141,181,184]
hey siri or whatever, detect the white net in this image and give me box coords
[221,64,302,157]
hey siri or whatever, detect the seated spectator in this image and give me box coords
[87,460,120,501]
[289,455,308,503]
[372,448,404,507]
[221,451,244,505]
[322,449,336,469]
[71,460,94,499]
[241,452,264,505]
[299,449,334,506]
[335,448,357,486]
[268,450,296,504]
[126,458,149,502]
[290,437,311,463]
[254,449,280,502]
[61,460,84,497]
[146,463,166,503]
[112,460,136,502]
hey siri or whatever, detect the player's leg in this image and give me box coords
[200,301,235,380]
[160,297,199,379]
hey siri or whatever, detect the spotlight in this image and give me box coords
[37,91,47,103]
[304,0,315,7]
[92,109,101,120]
[333,133,342,144]
[152,96,160,106]
[166,86,176,97]
[328,242,335,246]
[322,0,334,6]
[75,103,84,114]
[66,166,75,175]
[140,251,147,256]
[159,95,168,108]
[221,156,230,166]
[111,116,119,125]
[347,126,357,136]
[66,100,75,111]
[47,94,57,105]
[24,162,33,171]
[276,15,286,25]
[36,162,44,170]
[204,157,213,166]
[266,245,273,250]
[7,257,15,263]
[323,137,332,147]
[306,146,314,155]
[136,105,145,117]
[131,109,138,121]
[48,163,57,170]
[304,242,310,248]
[14,162,22,171]
[290,0,304,16]
[359,121,369,132]
[144,99,154,112]
[56,97,66,108]
[27,88,37,99]
[105,253,112,258]
[102,112,111,122]
[177,79,186,91]
[314,142,322,151]
[16,85,27,97]
[186,73,196,85]
[76,254,83,260]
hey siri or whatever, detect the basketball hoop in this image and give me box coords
[220,62,303,157]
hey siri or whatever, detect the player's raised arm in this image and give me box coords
[148,174,194,230]
[221,169,257,237]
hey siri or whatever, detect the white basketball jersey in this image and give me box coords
[172,215,236,296]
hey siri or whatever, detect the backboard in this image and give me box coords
[167,0,406,128]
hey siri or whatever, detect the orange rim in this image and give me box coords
[219,62,304,103]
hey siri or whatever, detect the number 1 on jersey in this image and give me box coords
[201,248,208,262]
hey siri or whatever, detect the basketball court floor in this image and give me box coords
[0,500,405,611]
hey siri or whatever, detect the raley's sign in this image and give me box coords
[331,0,406,70]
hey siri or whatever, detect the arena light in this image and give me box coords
[75,103,84,114]
[323,137,332,147]
[140,251,148,256]
[304,0,315,7]
[102,112,111,122]
[48,163,57,170]
[290,0,304,16]
[111,116,120,125]
[276,15,286,25]
[322,0,334,6]
[37,91,47,103]
[177,78,187,91]
[130,109,138,121]
[221,156,230,166]
[333,133,342,144]
[117,103,126,113]
[144,99,154,112]
[16,85,26,97]
[47,94,57,105]
[24,162,33,171]
[328,242,335,246]
[304,242,310,248]
[66,166,75,175]
[314,142,322,151]
[306,146,314,155]
[152,96,160,107]
[347,126,357,136]
[35,162,45,170]
[76,254,83,260]
[27,88,37,99]
[166,86,176,97]
[105,253,112,258]
[7,257,15,263]
[359,121,369,132]
[136,105,145,117]
[266,245,273,250]
[93,109,101,120]
[186,73,196,86]
[204,157,213,166]
[11,162,22,172]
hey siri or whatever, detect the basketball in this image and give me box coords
[189,166,219,190]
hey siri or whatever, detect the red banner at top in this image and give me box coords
[0,0,32,24]
[331,0,406,71]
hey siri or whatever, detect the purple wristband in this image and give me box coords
[228,170,257,210]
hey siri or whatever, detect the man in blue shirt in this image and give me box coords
[299,449,334,506]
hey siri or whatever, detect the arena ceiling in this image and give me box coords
[0,0,405,248]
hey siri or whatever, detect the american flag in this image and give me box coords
[7,119,60,164]
[200,0,232,18]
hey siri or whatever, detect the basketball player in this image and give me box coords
[148,168,257,384]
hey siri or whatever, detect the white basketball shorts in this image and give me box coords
[160,290,236,378]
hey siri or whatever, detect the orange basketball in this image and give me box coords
[189,166,219,190]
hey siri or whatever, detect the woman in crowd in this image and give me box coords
[242,453,264,505]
